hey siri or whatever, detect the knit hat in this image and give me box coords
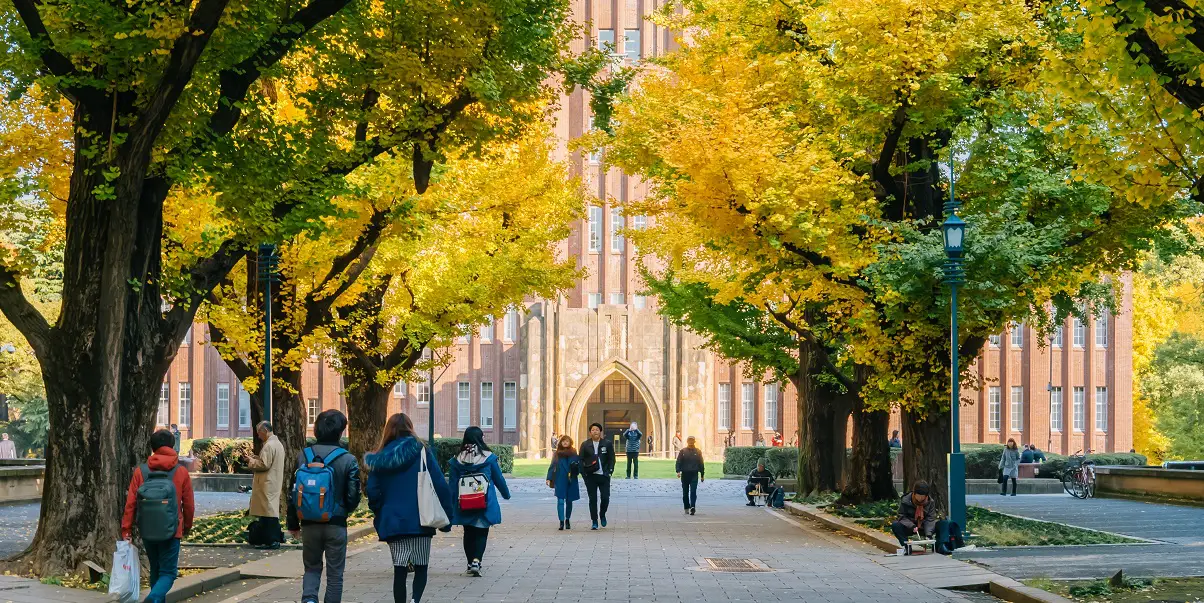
[913,482,930,496]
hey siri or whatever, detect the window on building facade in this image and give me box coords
[480,382,494,428]
[504,308,519,341]
[588,293,601,309]
[178,382,191,426]
[1048,386,1064,432]
[609,292,624,305]
[394,382,405,397]
[988,386,1001,431]
[480,318,493,343]
[1096,313,1109,348]
[633,295,647,310]
[624,29,641,62]
[718,383,732,431]
[417,381,430,407]
[597,29,615,52]
[158,382,170,427]
[988,334,1001,347]
[631,215,646,252]
[456,324,469,344]
[1073,318,1085,348]
[1073,386,1085,432]
[1095,386,1108,431]
[1052,325,1064,348]
[764,383,779,430]
[457,382,471,429]
[503,382,517,430]
[741,383,754,429]
[1010,386,1023,431]
[611,207,624,252]
[181,327,191,346]
[217,383,230,429]
[589,206,603,252]
[1010,323,1023,348]
[238,386,250,429]
[306,398,319,426]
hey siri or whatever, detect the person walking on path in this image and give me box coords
[675,436,705,515]
[0,433,16,459]
[579,422,615,530]
[545,435,580,530]
[121,429,195,603]
[248,421,286,548]
[671,432,683,455]
[999,438,1021,496]
[365,413,453,603]
[287,410,361,603]
[623,422,643,479]
[448,426,512,577]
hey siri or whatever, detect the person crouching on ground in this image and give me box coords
[745,460,776,506]
[287,410,361,603]
[121,429,195,603]
[546,435,581,530]
[891,481,936,552]
[675,436,705,515]
[448,426,511,577]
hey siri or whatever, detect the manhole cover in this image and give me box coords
[699,558,773,573]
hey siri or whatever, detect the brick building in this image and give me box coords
[156,1,1134,458]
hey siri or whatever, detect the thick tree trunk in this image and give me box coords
[346,379,391,471]
[901,409,951,516]
[840,367,896,504]
[271,366,307,517]
[808,382,846,493]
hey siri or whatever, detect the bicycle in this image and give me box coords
[1061,450,1096,499]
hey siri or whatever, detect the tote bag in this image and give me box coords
[418,449,450,529]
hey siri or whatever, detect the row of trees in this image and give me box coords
[601,0,1204,509]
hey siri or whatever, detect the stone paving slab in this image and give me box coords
[0,575,109,603]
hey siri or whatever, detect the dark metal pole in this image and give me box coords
[258,244,278,426]
[428,357,436,444]
[943,154,967,531]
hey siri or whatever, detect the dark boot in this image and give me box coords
[559,521,564,531]
[565,519,571,530]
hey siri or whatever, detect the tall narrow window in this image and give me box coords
[307,398,320,426]
[588,293,601,309]
[417,381,431,407]
[1095,387,1108,431]
[1052,325,1064,348]
[631,215,646,253]
[989,334,1001,347]
[988,386,1001,431]
[238,385,250,429]
[589,206,603,251]
[503,382,517,430]
[1095,313,1109,348]
[480,318,493,343]
[597,29,615,52]
[504,308,519,341]
[1049,387,1064,432]
[181,327,191,346]
[623,29,641,62]
[633,295,647,310]
[764,383,780,430]
[1073,387,1086,432]
[741,383,754,429]
[158,383,170,427]
[1010,323,1024,348]
[394,382,406,397]
[216,383,230,429]
[480,382,494,428]
[1010,386,1024,431]
[1073,318,1086,348]
[609,292,624,305]
[457,382,471,429]
[178,382,191,426]
[611,207,624,252]
[718,384,732,431]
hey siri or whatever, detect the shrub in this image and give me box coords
[190,438,256,473]
[723,446,797,477]
[1037,452,1147,479]
[429,438,514,474]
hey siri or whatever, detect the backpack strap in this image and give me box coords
[140,463,152,480]
[323,448,348,465]
[304,447,316,464]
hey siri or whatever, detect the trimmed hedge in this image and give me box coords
[722,446,798,478]
[1037,452,1147,478]
[963,443,1146,479]
[190,438,255,473]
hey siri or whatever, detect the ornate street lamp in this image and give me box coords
[943,173,968,531]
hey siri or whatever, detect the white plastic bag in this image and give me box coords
[107,540,141,603]
[417,450,450,529]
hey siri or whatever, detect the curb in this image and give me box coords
[989,577,1074,603]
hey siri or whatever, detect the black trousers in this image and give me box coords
[583,474,611,522]
[1001,477,1017,495]
[626,453,639,478]
[462,526,489,563]
[680,471,699,509]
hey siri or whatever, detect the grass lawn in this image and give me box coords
[185,502,371,545]
[510,457,724,479]
[1026,576,1204,602]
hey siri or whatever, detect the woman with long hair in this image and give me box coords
[545,434,580,530]
[365,413,453,603]
[999,438,1021,496]
[447,426,511,577]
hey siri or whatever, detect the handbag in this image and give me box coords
[417,449,450,529]
[996,468,1005,484]
[458,472,489,511]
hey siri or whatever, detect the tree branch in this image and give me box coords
[874,105,908,219]
[204,303,256,381]
[1114,7,1204,113]
[11,0,105,109]
[765,304,858,392]
[164,238,244,342]
[0,264,53,359]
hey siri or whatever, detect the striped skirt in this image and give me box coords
[388,536,432,567]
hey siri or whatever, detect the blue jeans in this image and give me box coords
[556,499,574,521]
[680,471,699,509]
[142,538,180,603]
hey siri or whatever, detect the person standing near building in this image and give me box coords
[0,433,16,459]
[676,436,705,515]
[448,426,511,577]
[579,422,615,530]
[623,422,643,479]
[287,410,361,603]
[248,421,286,548]
[546,435,580,530]
[771,432,783,447]
[671,432,683,455]
[889,430,902,448]
[999,438,1021,496]
[121,429,194,603]
[366,413,453,603]
[170,424,181,453]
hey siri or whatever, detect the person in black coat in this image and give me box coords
[675,436,705,515]
[578,422,616,530]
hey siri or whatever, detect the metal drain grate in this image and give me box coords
[701,558,772,573]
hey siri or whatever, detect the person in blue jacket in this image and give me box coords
[623,422,644,479]
[448,426,511,578]
[545,434,581,531]
[365,413,453,603]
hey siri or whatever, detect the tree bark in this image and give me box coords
[345,378,391,469]
[840,367,896,504]
[901,409,951,516]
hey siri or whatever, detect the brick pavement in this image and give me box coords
[224,478,995,602]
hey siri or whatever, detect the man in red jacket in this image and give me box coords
[121,429,195,603]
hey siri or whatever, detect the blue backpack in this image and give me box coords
[293,447,348,523]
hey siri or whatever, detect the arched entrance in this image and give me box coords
[564,360,665,454]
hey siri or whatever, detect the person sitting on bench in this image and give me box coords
[745,460,777,506]
[891,481,937,550]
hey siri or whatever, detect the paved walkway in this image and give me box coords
[958,494,1204,579]
[209,478,996,602]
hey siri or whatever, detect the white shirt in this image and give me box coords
[592,439,604,475]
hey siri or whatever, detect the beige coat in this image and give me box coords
[248,434,285,517]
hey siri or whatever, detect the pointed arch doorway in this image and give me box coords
[564,360,665,454]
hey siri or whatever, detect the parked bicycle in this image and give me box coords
[1062,450,1096,499]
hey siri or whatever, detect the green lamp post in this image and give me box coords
[943,174,968,530]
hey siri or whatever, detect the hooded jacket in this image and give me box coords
[448,446,511,526]
[122,447,195,540]
[364,436,453,540]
